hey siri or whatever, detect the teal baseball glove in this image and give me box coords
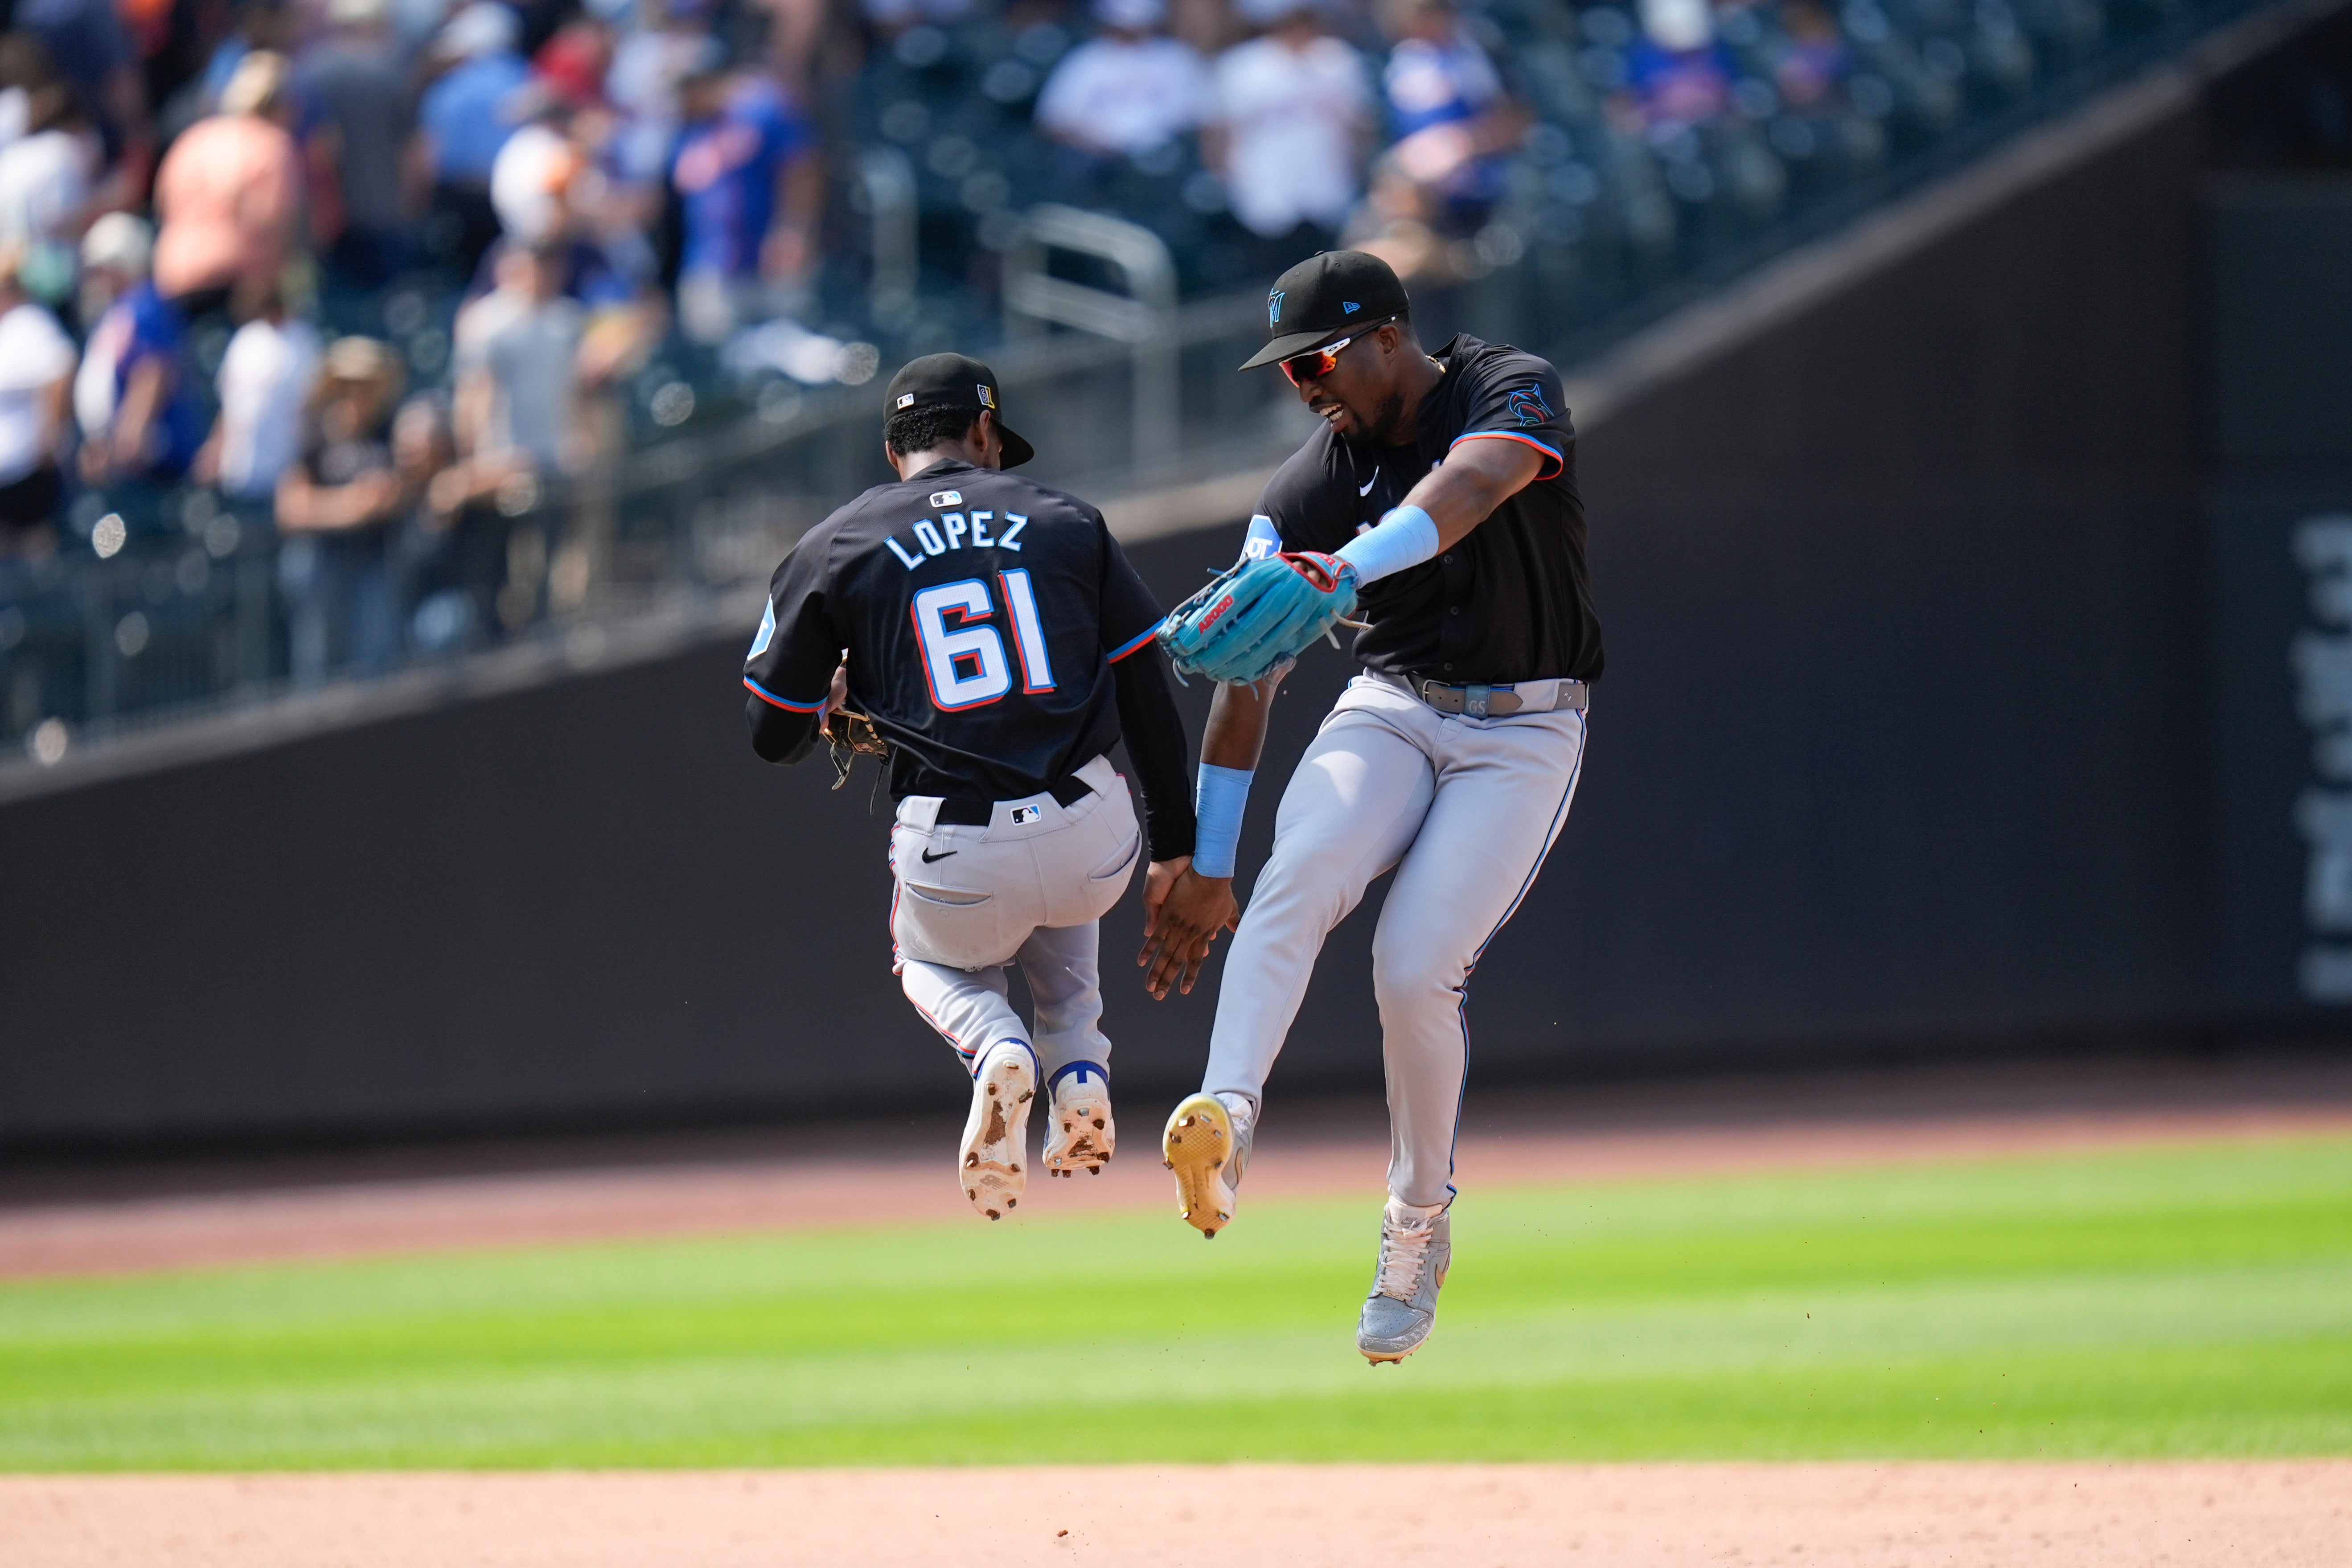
[1157,551,1359,684]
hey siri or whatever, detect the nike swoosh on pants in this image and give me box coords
[922,848,956,862]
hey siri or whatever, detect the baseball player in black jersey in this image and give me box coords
[744,354,1198,1221]
[1144,252,1600,1361]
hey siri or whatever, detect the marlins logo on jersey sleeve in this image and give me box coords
[1452,353,1570,481]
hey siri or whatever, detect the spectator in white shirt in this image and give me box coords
[0,35,96,308]
[1206,0,1370,270]
[0,242,75,557]
[1036,0,1210,162]
[194,276,321,506]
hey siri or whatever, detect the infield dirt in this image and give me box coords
[6,1461,2348,1566]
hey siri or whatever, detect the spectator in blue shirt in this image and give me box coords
[420,3,532,280]
[1376,0,1519,217]
[71,213,206,492]
[1622,0,1735,130]
[669,64,819,344]
[1347,0,1523,277]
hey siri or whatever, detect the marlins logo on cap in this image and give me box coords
[1240,251,1412,372]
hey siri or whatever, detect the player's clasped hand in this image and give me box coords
[1157,550,1358,685]
[1138,856,1240,999]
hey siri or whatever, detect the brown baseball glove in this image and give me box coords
[821,707,888,790]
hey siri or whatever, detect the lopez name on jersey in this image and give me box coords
[882,487,1030,571]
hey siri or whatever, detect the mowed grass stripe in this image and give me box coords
[0,1137,2345,1467]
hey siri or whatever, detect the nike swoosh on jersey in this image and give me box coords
[1359,468,1379,497]
[921,847,957,862]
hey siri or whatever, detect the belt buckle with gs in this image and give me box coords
[1409,676,1590,716]
[1416,677,1518,717]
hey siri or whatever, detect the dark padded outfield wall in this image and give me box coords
[6,10,2351,1146]
[2205,180,2352,1017]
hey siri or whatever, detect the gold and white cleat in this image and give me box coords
[959,1045,1036,1220]
[1162,1092,1248,1239]
[1043,1064,1115,1178]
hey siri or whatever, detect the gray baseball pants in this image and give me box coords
[892,753,1138,1092]
[1202,674,1588,1207]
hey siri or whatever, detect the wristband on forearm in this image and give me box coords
[1335,503,1440,584]
[1192,763,1253,878]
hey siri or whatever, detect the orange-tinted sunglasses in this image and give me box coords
[1278,319,1396,386]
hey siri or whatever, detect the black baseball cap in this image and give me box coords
[884,353,1035,468]
[1239,250,1413,371]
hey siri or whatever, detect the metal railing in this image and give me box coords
[855,147,921,327]
[1002,205,1181,477]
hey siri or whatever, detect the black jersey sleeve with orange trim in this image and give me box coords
[1447,350,1572,480]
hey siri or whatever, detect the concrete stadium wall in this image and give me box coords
[7,14,2350,1147]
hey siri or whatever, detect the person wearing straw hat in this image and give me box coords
[275,336,411,681]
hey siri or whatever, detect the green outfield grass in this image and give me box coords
[2,1136,2348,1469]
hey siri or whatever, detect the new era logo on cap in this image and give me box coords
[1343,301,1360,313]
[978,384,995,408]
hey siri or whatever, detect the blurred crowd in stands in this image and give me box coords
[0,0,2150,709]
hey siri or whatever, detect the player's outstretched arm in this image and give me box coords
[1383,435,1545,554]
[1138,668,1284,998]
[1199,665,1287,773]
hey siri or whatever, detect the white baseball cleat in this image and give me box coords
[1358,1199,1451,1363]
[1161,1092,1249,1239]
[959,1044,1036,1220]
[1043,1063,1115,1178]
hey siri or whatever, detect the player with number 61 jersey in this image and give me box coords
[746,448,1172,809]
[744,353,1197,1226]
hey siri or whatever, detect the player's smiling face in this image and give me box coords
[1290,325,1407,446]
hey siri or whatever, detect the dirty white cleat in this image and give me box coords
[959,1043,1036,1220]
[1161,1092,1249,1238]
[1043,1063,1115,1178]
[1358,1199,1451,1363]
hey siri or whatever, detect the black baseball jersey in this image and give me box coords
[744,457,1169,805]
[1248,333,1603,685]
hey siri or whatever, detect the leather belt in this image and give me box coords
[934,774,1094,827]
[1392,672,1589,718]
